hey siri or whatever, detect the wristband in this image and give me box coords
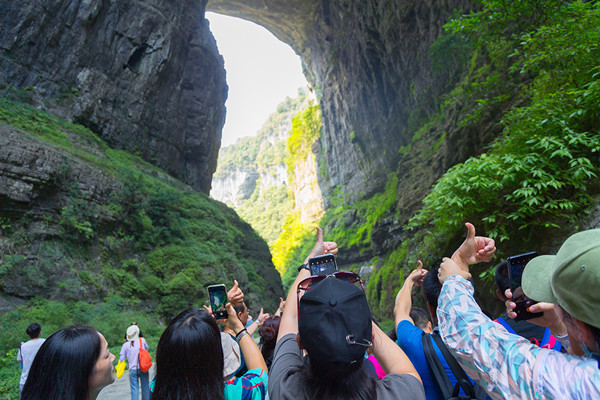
[236,329,249,341]
[298,263,309,272]
[555,332,570,349]
[255,320,261,327]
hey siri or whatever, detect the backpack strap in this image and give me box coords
[494,317,517,335]
[431,332,478,398]
[422,332,453,399]
[138,337,143,366]
[540,327,562,351]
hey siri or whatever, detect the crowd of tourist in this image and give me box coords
[16,224,600,399]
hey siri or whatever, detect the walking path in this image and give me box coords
[98,365,156,400]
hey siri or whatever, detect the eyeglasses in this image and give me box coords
[296,271,364,310]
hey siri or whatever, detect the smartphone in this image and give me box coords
[207,284,228,320]
[507,251,542,321]
[308,254,337,276]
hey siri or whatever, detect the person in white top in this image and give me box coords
[17,323,46,394]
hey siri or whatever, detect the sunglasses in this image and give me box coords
[296,271,365,310]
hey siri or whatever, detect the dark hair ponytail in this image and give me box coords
[302,358,377,400]
[152,309,225,400]
[21,326,101,400]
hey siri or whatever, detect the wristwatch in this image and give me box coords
[297,263,309,272]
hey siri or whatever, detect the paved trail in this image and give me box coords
[98,366,156,400]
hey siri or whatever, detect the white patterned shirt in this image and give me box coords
[437,275,600,399]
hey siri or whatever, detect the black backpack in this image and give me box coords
[421,331,486,400]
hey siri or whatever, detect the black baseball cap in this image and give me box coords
[298,277,372,367]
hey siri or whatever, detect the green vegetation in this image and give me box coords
[213,89,310,246]
[408,0,600,261]
[271,104,324,284]
[285,104,322,184]
[270,0,600,320]
[0,88,281,396]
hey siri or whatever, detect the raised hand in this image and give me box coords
[408,260,427,287]
[304,227,338,263]
[438,257,472,284]
[225,302,245,334]
[504,289,567,335]
[276,297,286,315]
[257,307,270,324]
[451,222,496,269]
[227,279,244,306]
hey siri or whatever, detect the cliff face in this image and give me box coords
[0,0,226,193]
[208,0,475,200]
[0,110,283,314]
[211,91,311,244]
[1,0,477,201]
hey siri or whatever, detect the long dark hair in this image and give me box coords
[258,315,280,362]
[151,309,225,400]
[21,326,101,400]
[302,358,377,400]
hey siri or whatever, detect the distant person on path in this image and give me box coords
[17,323,45,394]
[120,325,150,400]
[123,321,144,343]
[21,325,115,400]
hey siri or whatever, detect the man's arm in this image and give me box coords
[247,308,270,336]
[438,269,541,400]
[394,261,426,327]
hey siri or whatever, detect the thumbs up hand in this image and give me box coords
[304,227,338,263]
[451,222,496,270]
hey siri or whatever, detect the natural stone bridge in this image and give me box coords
[1,0,474,201]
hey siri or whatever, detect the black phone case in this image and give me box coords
[507,252,541,321]
[308,254,337,275]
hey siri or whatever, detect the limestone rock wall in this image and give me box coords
[0,0,226,193]
[208,0,475,200]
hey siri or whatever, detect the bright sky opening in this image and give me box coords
[206,12,308,147]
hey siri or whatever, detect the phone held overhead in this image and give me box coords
[308,254,338,276]
[207,284,228,319]
[507,252,543,321]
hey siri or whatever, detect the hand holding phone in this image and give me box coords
[507,252,542,321]
[207,284,228,320]
[308,254,338,276]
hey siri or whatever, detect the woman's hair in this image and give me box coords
[151,308,225,400]
[301,358,377,400]
[258,315,280,361]
[21,326,101,400]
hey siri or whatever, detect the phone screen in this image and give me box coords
[207,284,228,319]
[507,252,542,321]
[308,254,337,276]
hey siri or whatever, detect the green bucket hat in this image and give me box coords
[522,229,600,328]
